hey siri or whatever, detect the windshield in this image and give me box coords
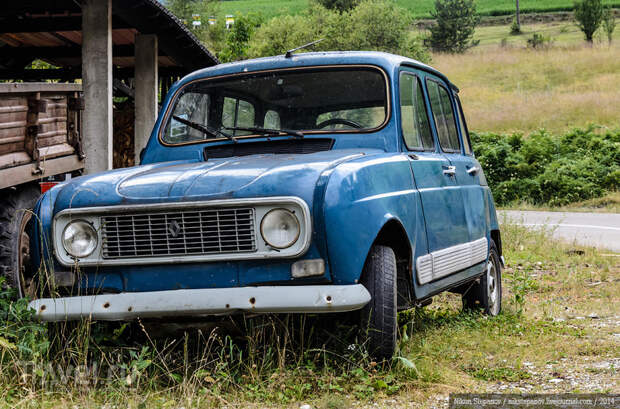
[161,66,388,145]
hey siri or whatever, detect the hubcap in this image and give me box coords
[487,259,500,315]
[17,212,35,299]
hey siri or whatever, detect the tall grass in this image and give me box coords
[433,44,620,133]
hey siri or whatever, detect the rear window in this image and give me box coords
[427,79,460,153]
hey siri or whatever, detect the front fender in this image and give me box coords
[323,154,423,285]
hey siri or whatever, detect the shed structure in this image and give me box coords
[0,0,218,173]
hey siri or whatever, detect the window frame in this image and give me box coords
[425,77,462,154]
[454,94,473,156]
[398,70,435,152]
[158,64,392,147]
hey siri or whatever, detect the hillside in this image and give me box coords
[217,0,620,19]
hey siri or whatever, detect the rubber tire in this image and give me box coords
[359,245,397,361]
[0,184,40,297]
[462,240,502,315]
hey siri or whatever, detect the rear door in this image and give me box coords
[450,94,487,242]
[398,69,470,285]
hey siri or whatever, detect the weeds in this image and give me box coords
[0,219,617,407]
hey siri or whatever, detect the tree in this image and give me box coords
[219,14,263,62]
[427,0,479,53]
[574,0,604,43]
[315,0,359,12]
[602,6,616,44]
[246,1,430,63]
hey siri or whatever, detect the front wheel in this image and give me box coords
[359,245,397,361]
[463,240,502,316]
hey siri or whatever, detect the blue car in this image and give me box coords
[12,51,503,359]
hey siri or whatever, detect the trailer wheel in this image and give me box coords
[0,184,40,298]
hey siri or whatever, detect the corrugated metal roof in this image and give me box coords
[0,0,218,74]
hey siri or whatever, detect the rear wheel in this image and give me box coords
[0,184,40,298]
[359,245,397,361]
[463,240,502,315]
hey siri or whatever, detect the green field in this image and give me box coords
[217,0,620,19]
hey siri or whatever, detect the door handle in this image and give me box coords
[443,166,456,176]
[466,166,479,175]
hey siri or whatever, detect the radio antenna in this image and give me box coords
[285,39,324,58]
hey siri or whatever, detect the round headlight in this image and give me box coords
[260,209,300,249]
[62,220,98,258]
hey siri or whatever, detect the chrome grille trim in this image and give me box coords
[52,196,312,267]
[101,208,256,259]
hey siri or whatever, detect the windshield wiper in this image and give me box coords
[224,126,304,139]
[173,115,236,142]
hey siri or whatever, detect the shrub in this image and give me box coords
[218,13,263,62]
[574,0,604,43]
[427,0,480,53]
[526,32,553,48]
[472,127,620,206]
[510,18,521,35]
[602,6,616,44]
[315,0,359,12]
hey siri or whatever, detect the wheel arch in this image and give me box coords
[367,218,414,310]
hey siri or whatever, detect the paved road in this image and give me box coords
[499,210,620,253]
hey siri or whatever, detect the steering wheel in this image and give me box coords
[316,118,363,130]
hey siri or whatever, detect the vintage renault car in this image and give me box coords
[13,51,503,359]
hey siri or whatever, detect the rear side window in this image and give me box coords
[399,72,434,151]
[427,79,460,153]
[455,95,472,155]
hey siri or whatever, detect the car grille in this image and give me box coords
[101,207,256,258]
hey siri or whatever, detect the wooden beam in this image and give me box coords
[0,16,132,34]
[0,45,166,60]
[0,67,187,81]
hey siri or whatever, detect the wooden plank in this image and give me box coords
[0,83,82,94]
[0,154,83,190]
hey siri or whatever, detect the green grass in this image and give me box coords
[1,221,618,407]
[216,0,620,19]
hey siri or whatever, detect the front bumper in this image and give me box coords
[28,285,371,322]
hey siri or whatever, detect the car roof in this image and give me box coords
[178,51,458,92]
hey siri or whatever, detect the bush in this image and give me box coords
[602,6,616,44]
[315,0,359,12]
[472,127,620,206]
[526,32,553,48]
[427,0,480,53]
[510,18,521,35]
[574,0,604,42]
[247,0,430,63]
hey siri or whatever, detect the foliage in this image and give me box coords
[218,13,264,62]
[601,6,616,43]
[427,0,480,53]
[0,277,48,365]
[510,17,522,34]
[472,126,620,206]
[573,0,604,42]
[247,0,430,63]
[314,0,360,12]
[526,32,553,48]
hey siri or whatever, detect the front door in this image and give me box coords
[398,69,470,285]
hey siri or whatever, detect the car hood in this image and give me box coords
[51,149,379,213]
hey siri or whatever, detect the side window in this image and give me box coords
[426,80,460,153]
[399,72,434,151]
[222,97,256,136]
[264,110,281,129]
[455,95,472,155]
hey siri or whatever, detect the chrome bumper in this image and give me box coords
[28,285,371,322]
